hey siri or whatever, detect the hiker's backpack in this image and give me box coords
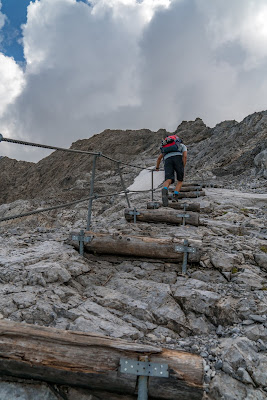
[160,135,183,155]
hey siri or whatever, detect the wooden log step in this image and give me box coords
[168,202,201,212]
[125,208,199,226]
[70,231,201,262]
[147,202,200,212]
[0,320,204,400]
[180,182,202,188]
[168,190,205,199]
[170,186,203,192]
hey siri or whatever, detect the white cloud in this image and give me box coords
[199,0,267,68]
[0,54,25,118]
[1,0,267,162]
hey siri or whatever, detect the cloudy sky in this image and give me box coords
[0,0,267,161]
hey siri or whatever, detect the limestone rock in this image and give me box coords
[210,252,239,272]
[209,372,266,400]
[254,149,267,178]
[254,253,267,270]
[0,380,57,400]
[243,325,267,342]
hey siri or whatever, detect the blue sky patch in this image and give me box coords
[1,0,32,62]
[0,0,90,62]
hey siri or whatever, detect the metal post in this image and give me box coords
[138,375,148,400]
[120,358,168,399]
[176,203,189,226]
[138,355,148,400]
[117,162,131,208]
[87,154,98,231]
[182,203,187,226]
[182,239,189,274]
[71,230,92,256]
[151,169,154,201]
[175,239,197,275]
[79,229,84,255]
[130,207,140,223]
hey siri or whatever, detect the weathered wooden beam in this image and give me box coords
[174,186,203,192]
[70,232,201,262]
[168,202,201,212]
[125,208,200,226]
[147,202,200,212]
[0,320,203,399]
[182,182,202,186]
[168,191,205,199]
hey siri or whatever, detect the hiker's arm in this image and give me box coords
[183,151,187,166]
[156,154,163,170]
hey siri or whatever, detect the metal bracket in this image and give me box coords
[72,229,92,256]
[177,203,189,225]
[128,208,140,223]
[177,213,190,226]
[120,358,169,400]
[175,239,196,274]
[120,359,169,377]
[147,201,160,209]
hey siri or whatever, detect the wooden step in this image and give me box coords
[125,208,199,226]
[171,186,203,192]
[0,319,204,400]
[70,232,201,263]
[168,191,205,199]
[180,182,202,188]
[147,202,200,212]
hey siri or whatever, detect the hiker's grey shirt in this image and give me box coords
[163,144,187,160]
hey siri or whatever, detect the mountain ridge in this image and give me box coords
[0,110,266,205]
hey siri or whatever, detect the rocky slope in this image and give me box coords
[0,111,266,399]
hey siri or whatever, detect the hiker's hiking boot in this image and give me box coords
[173,193,179,202]
[162,188,168,207]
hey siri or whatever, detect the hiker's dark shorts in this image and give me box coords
[164,155,184,183]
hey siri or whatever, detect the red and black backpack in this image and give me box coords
[160,135,183,155]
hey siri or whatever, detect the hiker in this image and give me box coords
[155,134,187,207]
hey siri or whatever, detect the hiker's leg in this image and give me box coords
[162,159,174,206]
[175,181,183,192]
[164,157,175,187]
[174,156,184,194]
[163,178,172,188]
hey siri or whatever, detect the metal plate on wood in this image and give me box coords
[72,235,92,243]
[176,213,190,218]
[120,359,169,378]
[147,201,160,209]
[175,245,196,253]
[128,209,141,216]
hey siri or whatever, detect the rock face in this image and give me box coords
[0,111,266,399]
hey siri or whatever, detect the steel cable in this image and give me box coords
[0,135,100,156]
[0,188,161,222]
[0,134,164,223]
[0,134,163,171]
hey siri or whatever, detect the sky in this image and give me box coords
[0,0,267,162]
